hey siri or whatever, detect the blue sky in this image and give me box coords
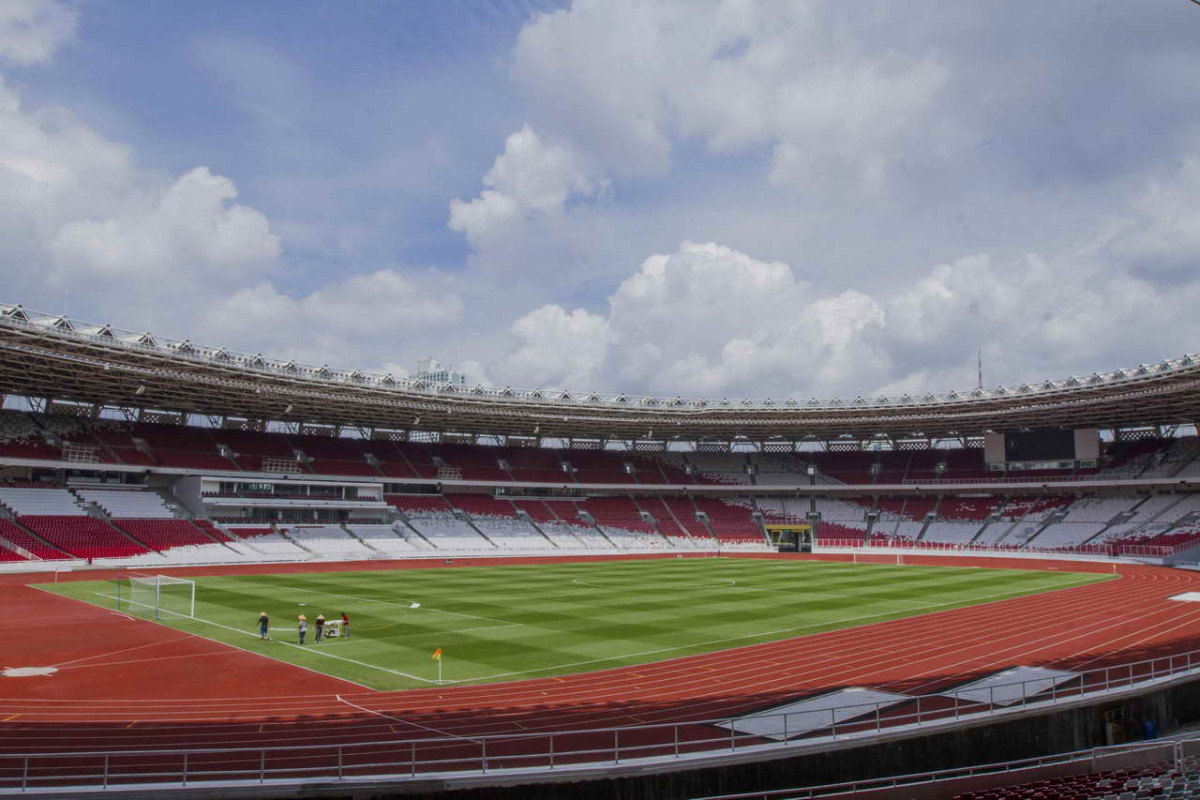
[2,0,1200,400]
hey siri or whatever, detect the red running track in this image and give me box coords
[1,554,1199,767]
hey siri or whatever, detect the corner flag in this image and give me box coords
[431,647,443,660]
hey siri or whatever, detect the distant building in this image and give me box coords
[414,356,466,386]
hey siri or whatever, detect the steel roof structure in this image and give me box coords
[2,302,1199,444]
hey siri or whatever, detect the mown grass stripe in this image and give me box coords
[40,559,1106,691]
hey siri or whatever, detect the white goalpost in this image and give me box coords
[125,575,196,620]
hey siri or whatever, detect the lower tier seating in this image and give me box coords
[19,516,150,559]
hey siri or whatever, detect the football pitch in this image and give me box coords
[40,558,1108,691]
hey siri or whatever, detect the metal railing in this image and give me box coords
[692,737,1194,799]
[814,538,1176,559]
[2,648,1199,793]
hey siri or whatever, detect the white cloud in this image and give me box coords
[512,0,949,188]
[194,269,465,369]
[212,270,462,340]
[0,51,467,374]
[502,304,613,388]
[1104,158,1200,281]
[497,232,1200,399]
[51,167,280,290]
[449,124,605,251]
[501,241,890,397]
[0,0,76,66]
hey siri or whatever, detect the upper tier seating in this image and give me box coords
[567,451,637,484]
[3,411,1200,488]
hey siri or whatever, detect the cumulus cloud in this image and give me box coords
[513,0,950,188]
[502,304,613,388]
[501,242,890,398]
[449,124,605,251]
[0,0,76,66]
[0,77,135,265]
[497,234,1200,399]
[51,167,280,291]
[199,269,464,366]
[1104,158,1200,282]
[0,33,466,374]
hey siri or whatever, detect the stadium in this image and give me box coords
[1,302,1200,800]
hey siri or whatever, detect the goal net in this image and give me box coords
[122,575,196,620]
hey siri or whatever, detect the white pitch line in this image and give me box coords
[35,585,377,693]
[570,577,738,589]
[91,592,439,684]
[275,585,518,625]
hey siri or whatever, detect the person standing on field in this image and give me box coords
[315,614,326,643]
[341,611,350,639]
[258,612,270,640]
[298,615,307,645]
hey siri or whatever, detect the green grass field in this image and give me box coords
[40,558,1108,691]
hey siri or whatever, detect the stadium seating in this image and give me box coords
[510,499,594,548]
[444,494,550,548]
[8,412,1200,562]
[3,410,1200,490]
[0,518,64,559]
[227,527,310,558]
[20,517,150,559]
[0,486,85,516]
[347,524,423,554]
[953,760,1200,800]
[691,498,766,548]
[285,525,374,557]
[0,487,151,559]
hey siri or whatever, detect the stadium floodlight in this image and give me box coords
[122,575,196,620]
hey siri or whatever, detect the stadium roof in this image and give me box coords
[2,302,1199,443]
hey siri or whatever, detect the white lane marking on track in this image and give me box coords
[335,695,483,743]
[52,634,195,668]
[56,651,235,671]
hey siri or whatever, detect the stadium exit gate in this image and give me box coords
[766,523,812,553]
